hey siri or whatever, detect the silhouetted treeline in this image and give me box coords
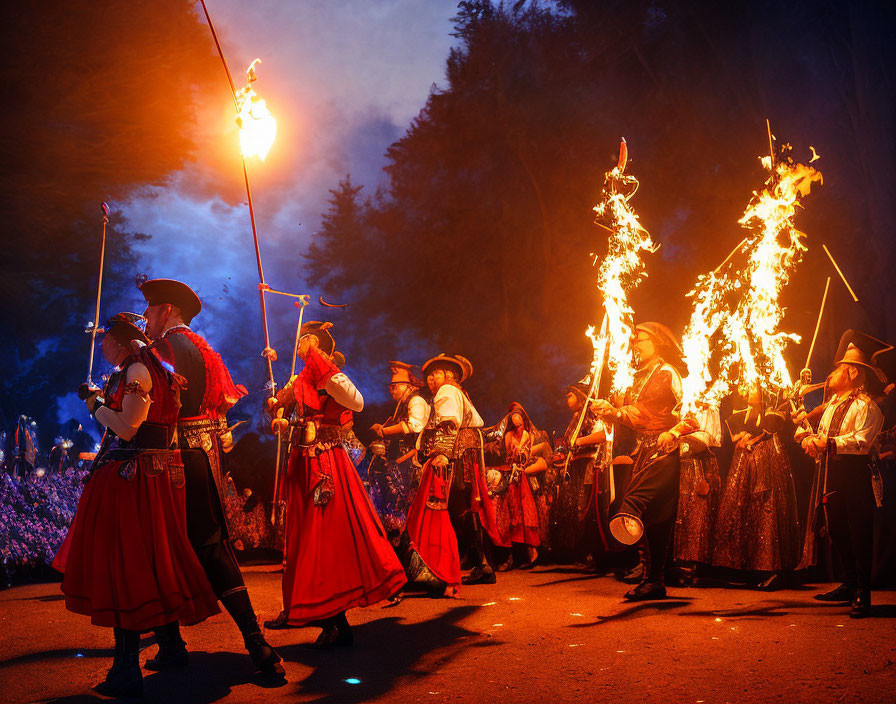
[307,0,896,431]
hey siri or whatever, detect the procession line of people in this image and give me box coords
[53,277,895,695]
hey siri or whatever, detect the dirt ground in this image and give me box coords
[1,565,895,704]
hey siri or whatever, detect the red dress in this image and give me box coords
[404,458,462,586]
[281,349,406,624]
[53,348,220,631]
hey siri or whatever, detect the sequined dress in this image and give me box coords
[713,416,801,572]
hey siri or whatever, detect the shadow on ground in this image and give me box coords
[277,605,496,704]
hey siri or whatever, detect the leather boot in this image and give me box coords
[263,610,295,630]
[145,621,189,671]
[622,562,645,584]
[461,564,496,585]
[813,583,852,602]
[849,589,871,619]
[223,590,286,677]
[94,627,142,698]
[623,580,667,602]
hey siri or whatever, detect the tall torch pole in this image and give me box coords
[86,202,111,385]
[198,0,277,398]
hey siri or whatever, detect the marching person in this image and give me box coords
[550,382,605,565]
[369,361,430,532]
[139,278,284,676]
[264,322,406,646]
[404,354,503,591]
[798,330,889,617]
[592,322,697,601]
[712,387,801,590]
[484,402,552,569]
[54,314,219,698]
[674,403,722,584]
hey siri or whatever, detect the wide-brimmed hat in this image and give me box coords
[300,321,336,356]
[388,360,423,387]
[422,354,473,382]
[833,329,891,384]
[106,312,149,347]
[139,279,202,323]
[635,321,684,369]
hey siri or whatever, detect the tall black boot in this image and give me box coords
[221,588,285,677]
[94,627,142,698]
[145,620,188,671]
[310,611,354,649]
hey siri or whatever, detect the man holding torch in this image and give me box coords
[591,322,697,601]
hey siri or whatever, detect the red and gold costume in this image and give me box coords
[276,346,405,624]
[54,343,219,631]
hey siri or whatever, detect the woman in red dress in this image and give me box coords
[265,322,406,647]
[53,314,219,698]
[486,403,552,568]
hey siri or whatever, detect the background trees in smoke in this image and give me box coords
[308,0,895,431]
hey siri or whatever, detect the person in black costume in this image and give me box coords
[140,278,284,677]
[798,330,889,618]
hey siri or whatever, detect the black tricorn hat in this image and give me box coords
[422,354,473,382]
[833,329,892,384]
[106,312,149,347]
[139,279,202,323]
[301,321,336,356]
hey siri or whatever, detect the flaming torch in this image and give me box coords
[198,0,278,397]
[680,137,823,415]
[567,140,656,463]
[590,138,658,394]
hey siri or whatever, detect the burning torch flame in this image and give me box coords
[680,145,823,415]
[591,139,658,393]
[235,59,276,161]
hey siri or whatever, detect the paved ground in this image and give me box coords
[1,565,895,703]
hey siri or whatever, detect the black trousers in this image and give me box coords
[825,454,875,591]
[617,450,681,582]
[181,448,246,596]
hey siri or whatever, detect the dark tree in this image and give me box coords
[307,0,896,432]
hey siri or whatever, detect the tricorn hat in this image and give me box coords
[106,312,149,347]
[301,321,336,356]
[422,354,473,382]
[833,329,892,384]
[139,279,202,323]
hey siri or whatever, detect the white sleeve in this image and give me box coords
[405,395,430,434]
[95,363,152,441]
[433,386,463,427]
[325,372,364,412]
[832,399,884,454]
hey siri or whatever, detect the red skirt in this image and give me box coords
[493,469,543,548]
[53,452,220,631]
[282,445,406,624]
[404,460,461,587]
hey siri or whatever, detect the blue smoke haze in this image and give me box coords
[54,1,460,434]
